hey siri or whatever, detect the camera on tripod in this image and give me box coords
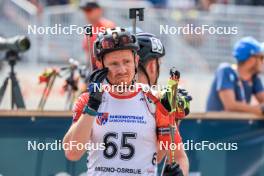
[0,35,30,61]
[0,35,30,52]
[0,35,31,109]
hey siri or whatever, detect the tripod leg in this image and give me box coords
[69,91,77,110]
[39,74,56,110]
[64,89,71,110]
[38,75,55,110]
[11,75,25,109]
[0,77,9,105]
[38,83,49,110]
[65,88,76,110]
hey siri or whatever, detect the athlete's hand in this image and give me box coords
[87,68,108,111]
[163,163,184,176]
[160,88,192,116]
[177,88,192,116]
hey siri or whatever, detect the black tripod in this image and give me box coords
[63,69,78,110]
[0,50,25,109]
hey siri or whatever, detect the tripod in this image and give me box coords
[0,50,25,109]
[63,69,79,110]
[38,58,80,110]
[37,69,58,110]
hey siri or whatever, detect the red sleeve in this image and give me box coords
[174,125,182,144]
[155,99,182,147]
[72,92,89,122]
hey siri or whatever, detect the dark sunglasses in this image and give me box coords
[101,34,135,49]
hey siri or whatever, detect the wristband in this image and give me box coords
[82,105,98,116]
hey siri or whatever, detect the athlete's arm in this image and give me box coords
[159,147,188,176]
[63,92,94,161]
[174,145,189,176]
[63,114,95,161]
[219,89,262,115]
[157,123,189,175]
[63,68,108,161]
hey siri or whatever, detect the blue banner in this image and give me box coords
[0,117,264,176]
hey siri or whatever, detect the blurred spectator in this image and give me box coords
[206,37,264,115]
[80,0,115,69]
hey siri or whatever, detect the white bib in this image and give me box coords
[86,90,157,176]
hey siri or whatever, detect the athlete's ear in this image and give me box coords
[135,54,139,68]
[147,59,156,75]
[96,60,103,69]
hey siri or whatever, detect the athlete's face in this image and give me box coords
[103,50,138,85]
[83,8,102,24]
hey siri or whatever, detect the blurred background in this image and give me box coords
[1,1,264,176]
[1,0,264,111]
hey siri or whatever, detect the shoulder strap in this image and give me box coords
[137,83,160,103]
[142,89,168,116]
[141,89,158,115]
[143,91,160,104]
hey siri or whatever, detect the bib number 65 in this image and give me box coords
[103,132,137,160]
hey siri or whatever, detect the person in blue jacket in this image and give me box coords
[206,36,264,115]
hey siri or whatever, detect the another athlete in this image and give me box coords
[136,32,191,176]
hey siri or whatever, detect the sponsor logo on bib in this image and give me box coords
[96,113,147,125]
[96,113,109,126]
